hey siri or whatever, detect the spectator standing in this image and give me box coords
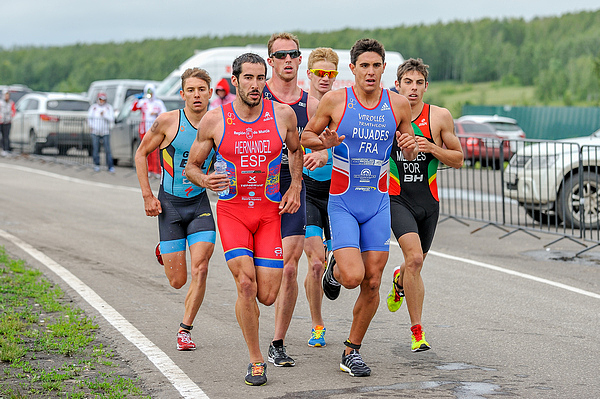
[208,78,235,110]
[133,83,166,178]
[0,90,16,156]
[87,92,115,172]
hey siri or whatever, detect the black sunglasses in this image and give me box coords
[270,49,301,59]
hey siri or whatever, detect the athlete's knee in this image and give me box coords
[190,260,209,283]
[308,257,325,279]
[257,289,278,306]
[281,261,298,282]
[404,251,424,273]
[340,270,364,290]
[168,274,187,289]
[237,275,258,300]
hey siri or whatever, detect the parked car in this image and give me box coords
[0,84,32,103]
[110,95,185,166]
[504,128,600,229]
[11,92,91,155]
[86,79,160,119]
[455,120,513,169]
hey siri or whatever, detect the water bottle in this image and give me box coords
[214,154,229,196]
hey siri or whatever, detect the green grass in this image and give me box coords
[0,246,150,398]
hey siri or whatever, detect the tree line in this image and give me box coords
[1,9,599,106]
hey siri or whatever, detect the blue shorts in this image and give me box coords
[328,194,391,252]
[158,190,216,254]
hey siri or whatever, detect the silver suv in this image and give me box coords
[11,92,91,155]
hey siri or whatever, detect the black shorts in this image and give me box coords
[280,171,306,239]
[158,189,216,254]
[390,195,439,253]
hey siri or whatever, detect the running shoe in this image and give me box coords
[244,362,267,386]
[340,349,371,377]
[386,265,405,312]
[176,330,196,351]
[268,343,295,367]
[155,243,164,265]
[411,324,431,352]
[322,251,341,300]
[308,325,326,347]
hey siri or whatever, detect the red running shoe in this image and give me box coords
[177,330,196,351]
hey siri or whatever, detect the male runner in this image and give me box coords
[386,58,464,352]
[262,32,320,365]
[134,68,216,351]
[185,53,302,386]
[302,47,339,348]
[302,38,417,377]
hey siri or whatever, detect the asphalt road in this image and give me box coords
[1,155,599,399]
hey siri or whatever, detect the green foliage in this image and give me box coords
[0,10,599,106]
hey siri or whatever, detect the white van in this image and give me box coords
[86,79,160,118]
[155,45,404,100]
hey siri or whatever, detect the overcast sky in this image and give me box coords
[2,0,599,48]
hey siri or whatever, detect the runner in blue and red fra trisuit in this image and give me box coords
[301,38,418,377]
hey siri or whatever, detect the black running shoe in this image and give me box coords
[267,343,295,367]
[244,362,267,386]
[340,349,371,377]
[322,251,341,300]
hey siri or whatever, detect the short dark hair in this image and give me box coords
[396,58,429,82]
[181,68,211,90]
[232,53,267,79]
[350,38,385,65]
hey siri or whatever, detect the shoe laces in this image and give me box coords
[178,331,192,343]
[251,362,265,376]
[346,350,366,366]
[312,326,325,339]
[411,325,424,341]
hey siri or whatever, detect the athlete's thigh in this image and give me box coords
[359,198,391,252]
[188,241,215,268]
[390,197,419,241]
[328,196,360,251]
[361,250,389,282]
[417,207,439,254]
[158,191,186,254]
[281,177,306,238]
[253,207,284,269]
[186,193,217,246]
[217,203,255,262]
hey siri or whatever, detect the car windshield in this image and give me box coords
[156,75,179,96]
[488,122,521,132]
[46,100,89,111]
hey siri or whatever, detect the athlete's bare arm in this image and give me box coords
[275,102,302,215]
[425,105,464,169]
[185,110,229,192]
[301,90,345,151]
[303,94,329,171]
[390,92,419,161]
[134,110,178,217]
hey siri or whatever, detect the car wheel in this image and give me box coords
[525,208,557,225]
[557,171,600,230]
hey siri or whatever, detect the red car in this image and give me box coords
[455,120,513,169]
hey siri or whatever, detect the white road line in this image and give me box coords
[428,249,600,300]
[0,163,139,192]
[0,229,209,399]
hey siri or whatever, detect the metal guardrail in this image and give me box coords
[440,136,600,255]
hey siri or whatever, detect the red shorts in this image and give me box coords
[217,202,283,268]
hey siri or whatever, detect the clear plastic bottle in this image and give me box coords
[214,154,229,196]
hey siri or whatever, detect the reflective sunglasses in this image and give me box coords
[310,69,339,78]
[270,49,301,59]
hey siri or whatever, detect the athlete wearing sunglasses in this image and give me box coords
[264,32,320,370]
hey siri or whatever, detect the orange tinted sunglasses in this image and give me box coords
[310,69,339,78]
